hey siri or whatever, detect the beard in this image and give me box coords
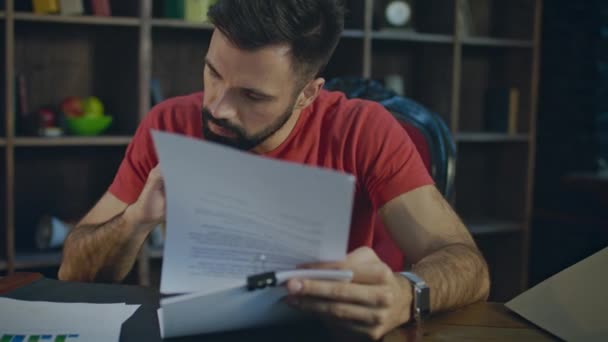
[201,102,295,151]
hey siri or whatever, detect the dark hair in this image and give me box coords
[208,0,345,78]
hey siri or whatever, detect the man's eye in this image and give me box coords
[245,92,265,101]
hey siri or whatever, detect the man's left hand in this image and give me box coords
[285,247,413,340]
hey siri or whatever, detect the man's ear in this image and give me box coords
[295,78,325,110]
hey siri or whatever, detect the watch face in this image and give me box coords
[385,1,411,27]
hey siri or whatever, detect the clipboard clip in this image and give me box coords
[247,272,277,291]
[246,269,354,291]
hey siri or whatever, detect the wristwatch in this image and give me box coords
[400,271,430,322]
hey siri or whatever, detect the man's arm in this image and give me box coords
[285,185,489,340]
[58,166,165,283]
[380,185,490,312]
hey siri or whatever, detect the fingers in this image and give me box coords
[289,298,392,340]
[148,165,163,182]
[299,248,392,285]
[300,247,379,269]
[287,278,393,307]
[288,297,386,326]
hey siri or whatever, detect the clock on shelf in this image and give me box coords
[382,0,415,30]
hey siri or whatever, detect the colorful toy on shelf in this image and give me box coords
[60,96,84,117]
[60,95,113,136]
[37,107,64,137]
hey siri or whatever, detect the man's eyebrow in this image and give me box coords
[204,58,223,79]
[204,57,276,99]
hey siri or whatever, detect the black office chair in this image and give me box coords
[324,78,457,270]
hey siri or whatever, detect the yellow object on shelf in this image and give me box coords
[33,0,60,14]
[184,0,217,22]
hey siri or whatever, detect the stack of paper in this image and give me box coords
[151,131,356,338]
[0,298,139,342]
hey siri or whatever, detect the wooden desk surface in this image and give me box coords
[0,273,557,341]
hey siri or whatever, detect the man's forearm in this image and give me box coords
[411,243,490,313]
[58,208,152,283]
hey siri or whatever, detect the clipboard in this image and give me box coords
[158,269,353,339]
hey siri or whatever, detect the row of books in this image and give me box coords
[159,0,218,22]
[17,0,217,22]
[29,0,111,16]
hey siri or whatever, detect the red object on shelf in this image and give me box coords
[39,108,56,127]
[90,0,111,16]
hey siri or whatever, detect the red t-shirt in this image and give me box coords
[109,90,433,266]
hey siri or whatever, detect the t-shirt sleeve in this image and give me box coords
[108,109,161,204]
[356,102,435,209]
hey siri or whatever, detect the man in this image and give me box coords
[59,0,489,339]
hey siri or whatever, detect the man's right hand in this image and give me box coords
[126,165,166,228]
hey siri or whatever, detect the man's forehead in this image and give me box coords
[207,30,294,91]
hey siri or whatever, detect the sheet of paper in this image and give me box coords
[152,131,356,294]
[506,247,608,342]
[0,298,140,342]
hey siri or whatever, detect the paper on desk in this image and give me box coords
[0,298,140,342]
[506,247,608,342]
[152,131,356,295]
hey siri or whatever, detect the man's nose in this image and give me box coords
[207,90,238,121]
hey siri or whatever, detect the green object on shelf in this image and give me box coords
[184,0,217,22]
[164,0,185,19]
[66,115,113,136]
[1,335,14,342]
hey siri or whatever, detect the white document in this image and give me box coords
[151,131,356,338]
[0,298,139,342]
[506,247,608,342]
[152,131,356,294]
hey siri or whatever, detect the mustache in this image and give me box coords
[201,107,246,137]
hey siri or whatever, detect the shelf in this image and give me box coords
[372,30,453,44]
[151,19,364,39]
[466,220,523,236]
[14,136,132,147]
[0,11,5,19]
[0,251,64,271]
[0,138,6,146]
[462,36,534,48]
[15,251,63,269]
[457,133,530,143]
[151,18,214,30]
[342,29,365,39]
[14,12,140,27]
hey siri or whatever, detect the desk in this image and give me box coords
[0,273,557,341]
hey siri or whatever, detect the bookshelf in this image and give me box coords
[1,0,542,302]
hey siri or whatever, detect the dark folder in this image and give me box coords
[1,277,332,342]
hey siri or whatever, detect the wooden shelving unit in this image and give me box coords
[462,36,534,48]
[14,12,140,26]
[1,0,542,301]
[371,30,454,43]
[457,132,530,143]
[14,136,132,147]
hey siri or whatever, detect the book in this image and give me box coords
[184,0,216,22]
[32,0,60,14]
[458,0,475,36]
[163,0,185,19]
[90,0,110,16]
[59,0,84,15]
[508,88,520,134]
